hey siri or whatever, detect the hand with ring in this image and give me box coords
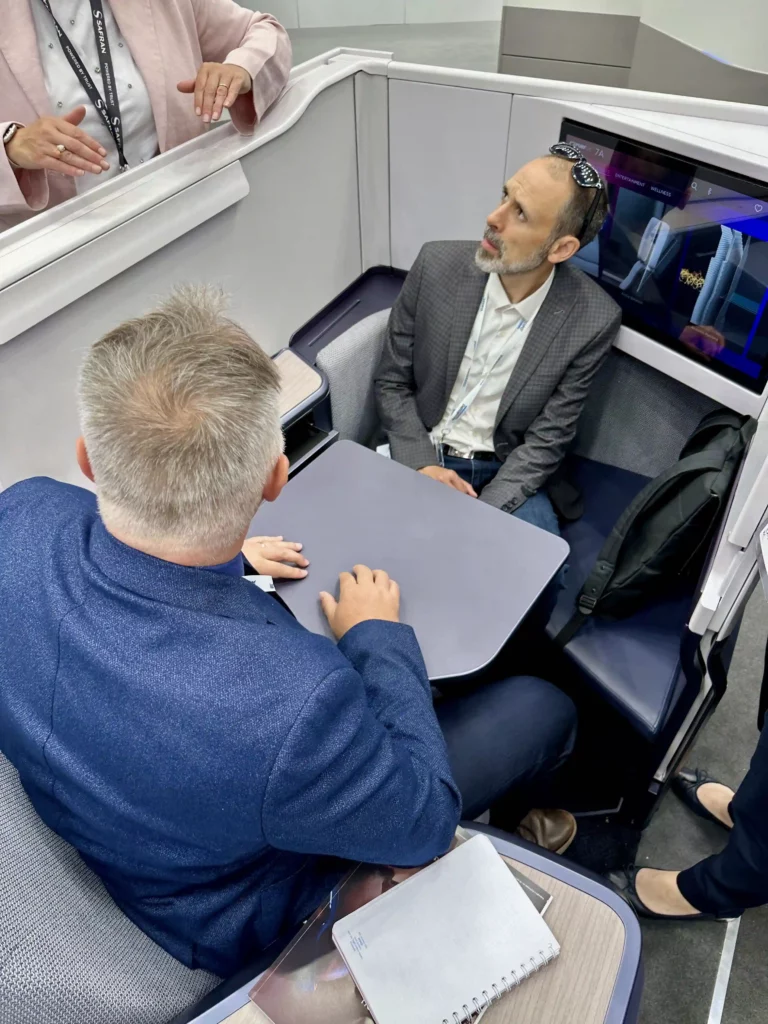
[5,106,109,177]
[242,536,309,580]
[176,62,252,124]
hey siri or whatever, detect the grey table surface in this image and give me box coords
[249,441,569,681]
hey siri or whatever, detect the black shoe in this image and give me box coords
[671,768,733,832]
[609,867,738,922]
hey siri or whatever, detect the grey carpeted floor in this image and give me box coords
[723,909,768,1023]
[288,21,768,1023]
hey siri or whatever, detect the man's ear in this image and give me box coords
[76,436,95,482]
[262,454,289,503]
[548,235,581,265]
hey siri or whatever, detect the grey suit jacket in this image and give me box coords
[374,240,622,514]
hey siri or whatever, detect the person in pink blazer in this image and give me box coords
[0,0,292,230]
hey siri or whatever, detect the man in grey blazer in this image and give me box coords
[375,147,621,535]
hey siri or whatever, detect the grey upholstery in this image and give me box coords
[316,308,390,445]
[0,751,218,1024]
[572,348,720,477]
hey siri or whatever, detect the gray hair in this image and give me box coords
[78,286,283,552]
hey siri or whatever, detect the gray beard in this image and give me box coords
[474,242,549,277]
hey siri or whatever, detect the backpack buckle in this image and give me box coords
[578,594,598,614]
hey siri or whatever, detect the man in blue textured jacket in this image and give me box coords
[0,288,576,977]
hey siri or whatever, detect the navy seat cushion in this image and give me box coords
[546,456,697,740]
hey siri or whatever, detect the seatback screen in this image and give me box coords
[561,119,768,394]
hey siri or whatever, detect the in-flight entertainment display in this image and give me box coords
[561,119,768,394]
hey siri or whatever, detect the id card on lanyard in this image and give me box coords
[37,0,128,172]
[436,295,526,462]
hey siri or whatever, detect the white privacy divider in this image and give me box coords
[0,53,378,488]
[0,164,249,349]
[0,50,389,305]
[388,60,768,125]
[355,70,392,270]
[389,79,513,269]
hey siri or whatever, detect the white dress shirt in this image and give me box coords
[431,270,555,458]
[31,0,159,193]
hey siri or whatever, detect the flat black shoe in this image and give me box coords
[671,768,733,832]
[609,868,738,922]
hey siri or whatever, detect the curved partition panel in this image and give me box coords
[0,66,368,488]
[0,52,387,300]
[0,162,250,350]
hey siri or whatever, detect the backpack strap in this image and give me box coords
[554,449,729,647]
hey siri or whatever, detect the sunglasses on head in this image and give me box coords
[549,143,604,243]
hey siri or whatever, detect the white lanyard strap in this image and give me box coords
[441,303,527,435]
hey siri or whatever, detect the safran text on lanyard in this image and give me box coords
[37,0,128,171]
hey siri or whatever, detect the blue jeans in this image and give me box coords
[442,455,561,538]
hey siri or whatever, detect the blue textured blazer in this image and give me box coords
[0,479,462,976]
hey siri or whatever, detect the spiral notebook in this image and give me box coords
[331,834,560,1024]
[248,830,552,1024]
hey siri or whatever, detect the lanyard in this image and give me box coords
[440,295,527,438]
[37,0,128,171]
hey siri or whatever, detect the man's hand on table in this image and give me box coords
[418,465,477,497]
[320,564,401,640]
[242,536,309,579]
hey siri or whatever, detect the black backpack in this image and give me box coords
[555,410,755,646]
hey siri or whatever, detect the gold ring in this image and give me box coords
[216,83,229,91]
[56,143,67,154]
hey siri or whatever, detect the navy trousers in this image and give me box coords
[432,455,574,822]
[678,723,768,916]
[435,673,577,822]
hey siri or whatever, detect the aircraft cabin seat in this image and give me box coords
[0,750,218,1024]
[543,348,721,738]
[316,308,390,446]
[1,750,646,1024]
[618,217,670,296]
[691,227,742,328]
[316,305,743,817]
